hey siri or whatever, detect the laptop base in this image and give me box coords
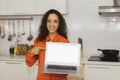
[42,66,80,75]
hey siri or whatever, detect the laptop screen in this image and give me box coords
[45,42,81,66]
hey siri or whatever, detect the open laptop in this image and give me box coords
[42,42,81,74]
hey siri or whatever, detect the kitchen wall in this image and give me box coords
[1,0,120,56]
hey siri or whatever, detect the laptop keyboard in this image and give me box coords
[47,65,76,70]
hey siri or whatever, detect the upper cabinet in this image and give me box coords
[35,0,67,15]
[0,0,8,15]
[8,0,35,15]
[0,0,67,15]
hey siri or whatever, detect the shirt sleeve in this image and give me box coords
[25,37,39,67]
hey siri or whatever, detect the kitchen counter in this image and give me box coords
[0,55,25,62]
[1,54,120,66]
[81,56,120,66]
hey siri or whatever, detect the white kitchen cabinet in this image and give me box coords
[0,0,8,15]
[84,64,120,80]
[0,61,28,80]
[0,0,67,15]
[28,64,38,80]
[35,0,67,15]
[0,61,4,80]
[8,0,35,15]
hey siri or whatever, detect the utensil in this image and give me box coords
[12,20,16,37]
[8,20,12,41]
[27,20,33,41]
[0,25,1,36]
[0,20,2,36]
[17,20,20,37]
[1,20,5,39]
[21,20,25,35]
[17,20,21,42]
[97,49,119,56]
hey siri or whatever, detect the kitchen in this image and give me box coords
[0,0,120,80]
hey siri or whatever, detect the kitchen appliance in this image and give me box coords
[88,49,120,62]
[99,0,120,16]
[100,54,119,61]
[88,55,120,62]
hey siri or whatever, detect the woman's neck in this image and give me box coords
[49,32,57,41]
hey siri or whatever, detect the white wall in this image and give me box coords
[1,0,120,56]
[66,0,120,56]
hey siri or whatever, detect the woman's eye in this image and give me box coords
[47,20,51,22]
[54,20,58,23]
[47,20,58,23]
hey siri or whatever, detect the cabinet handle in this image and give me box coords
[5,62,23,64]
[88,66,110,69]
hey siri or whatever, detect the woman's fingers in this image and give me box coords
[31,47,45,55]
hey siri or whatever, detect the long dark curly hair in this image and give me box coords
[37,9,68,41]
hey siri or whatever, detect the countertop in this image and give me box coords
[81,56,120,66]
[0,55,25,62]
[0,54,120,66]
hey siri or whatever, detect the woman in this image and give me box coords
[26,9,69,80]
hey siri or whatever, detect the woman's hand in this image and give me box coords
[31,47,45,55]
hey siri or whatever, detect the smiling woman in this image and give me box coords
[26,9,69,80]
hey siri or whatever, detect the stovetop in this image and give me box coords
[88,56,120,62]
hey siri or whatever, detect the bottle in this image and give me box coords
[78,37,84,80]
[9,45,14,55]
[78,37,83,58]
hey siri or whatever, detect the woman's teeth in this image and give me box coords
[49,27,55,30]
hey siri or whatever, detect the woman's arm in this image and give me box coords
[25,37,39,67]
[25,50,38,67]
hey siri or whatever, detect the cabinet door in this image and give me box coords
[0,61,28,80]
[0,61,4,80]
[8,0,35,15]
[84,65,120,80]
[35,0,67,15]
[28,64,38,80]
[0,0,8,15]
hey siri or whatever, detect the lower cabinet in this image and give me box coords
[0,61,4,80]
[28,64,38,80]
[0,61,28,80]
[84,64,120,80]
[0,60,38,80]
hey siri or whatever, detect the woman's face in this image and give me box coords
[47,13,59,34]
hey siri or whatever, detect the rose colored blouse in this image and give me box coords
[26,33,69,80]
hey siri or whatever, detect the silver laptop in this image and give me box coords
[42,42,81,74]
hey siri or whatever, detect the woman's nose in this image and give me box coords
[50,22,54,26]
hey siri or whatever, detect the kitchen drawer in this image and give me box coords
[0,61,28,80]
[84,64,120,80]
